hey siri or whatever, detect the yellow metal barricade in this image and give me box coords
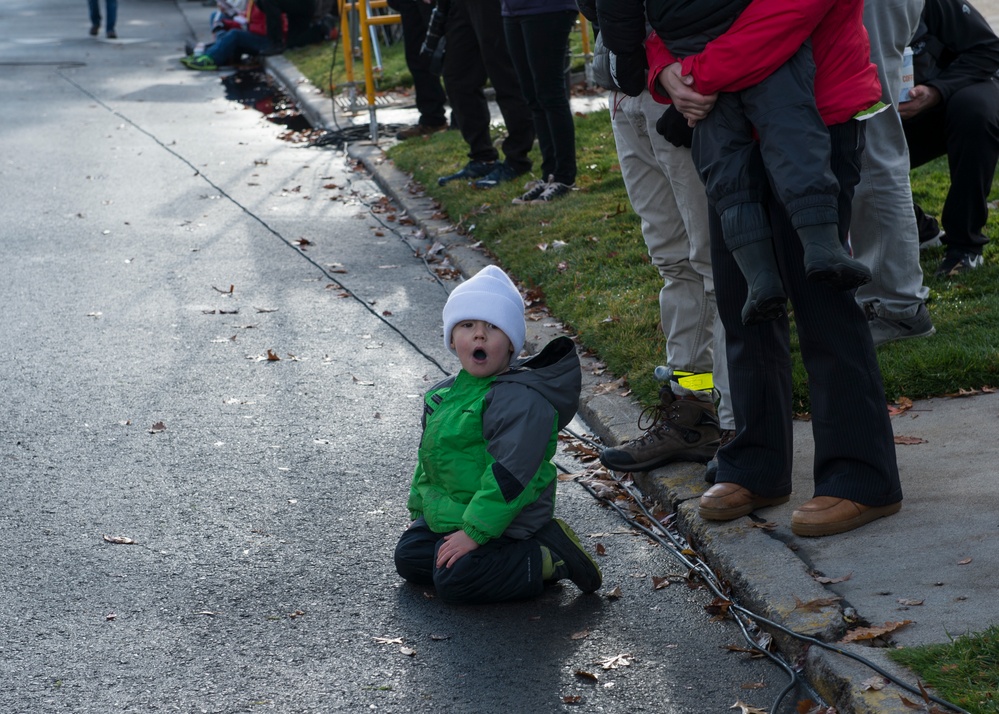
[338,0,400,141]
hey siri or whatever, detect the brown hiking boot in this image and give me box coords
[599,387,721,472]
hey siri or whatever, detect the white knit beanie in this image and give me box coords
[442,265,526,362]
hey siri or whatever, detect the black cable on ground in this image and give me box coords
[57,69,451,378]
[559,426,971,714]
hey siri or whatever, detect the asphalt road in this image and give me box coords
[1,1,806,711]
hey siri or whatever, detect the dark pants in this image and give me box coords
[394,517,544,604]
[503,10,578,185]
[903,78,999,254]
[692,42,839,250]
[386,0,448,128]
[712,120,902,507]
[441,0,534,172]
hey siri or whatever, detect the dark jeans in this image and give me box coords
[394,517,544,604]
[87,0,117,31]
[441,0,534,172]
[386,0,447,127]
[206,29,271,65]
[903,78,999,254]
[712,120,902,507]
[692,42,839,251]
[503,10,577,185]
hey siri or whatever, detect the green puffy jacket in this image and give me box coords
[407,337,581,544]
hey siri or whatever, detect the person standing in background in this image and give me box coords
[88,0,117,38]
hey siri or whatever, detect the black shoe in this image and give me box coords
[536,519,602,593]
[915,203,944,250]
[472,160,520,189]
[437,160,495,186]
[935,250,984,278]
[798,224,871,290]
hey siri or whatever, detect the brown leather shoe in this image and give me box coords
[791,496,901,537]
[698,482,790,521]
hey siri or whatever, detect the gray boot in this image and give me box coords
[731,240,787,325]
[798,223,872,290]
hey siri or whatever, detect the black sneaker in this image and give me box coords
[600,387,721,472]
[530,179,573,203]
[437,160,495,186]
[472,160,519,189]
[512,177,549,205]
[935,250,983,278]
[915,204,944,250]
[536,519,602,593]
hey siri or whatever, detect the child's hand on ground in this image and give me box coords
[436,530,479,569]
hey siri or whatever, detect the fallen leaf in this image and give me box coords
[595,543,607,556]
[430,633,450,641]
[103,535,135,545]
[897,598,924,606]
[839,620,913,643]
[574,669,598,682]
[888,397,914,416]
[105,613,117,621]
[652,576,671,590]
[605,586,622,599]
[148,422,166,434]
[730,701,768,714]
[741,681,765,690]
[562,695,583,704]
[266,349,280,362]
[570,629,589,641]
[595,653,632,669]
[400,646,416,656]
[812,572,853,584]
[288,610,305,619]
[352,375,375,386]
[373,637,404,645]
[958,557,972,565]
[793,595,843,612]
[894,435,927,445]
[862,676,889,691]
[751,521,778,530]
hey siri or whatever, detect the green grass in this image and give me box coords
[888,626,999,713]
[383,114,999,412]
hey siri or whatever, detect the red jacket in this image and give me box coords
[646,0,882,126]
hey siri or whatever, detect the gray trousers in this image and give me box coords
[851,0,929,319]
[609,90,733,430]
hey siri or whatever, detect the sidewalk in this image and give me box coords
[181,8,999,711]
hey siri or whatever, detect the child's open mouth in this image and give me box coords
[473,348,488,361]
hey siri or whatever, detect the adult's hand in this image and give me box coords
[899,84,942,121]
[435,530,480,569]
[657,62,717,123]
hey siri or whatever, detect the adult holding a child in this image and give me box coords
[642,0,903,536]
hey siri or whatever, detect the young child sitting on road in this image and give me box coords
[394,265,601,604]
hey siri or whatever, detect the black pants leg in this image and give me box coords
[713,120,902,506]
[443,0,533,171]
[394,518,545,604]
[904,80,999,253]
[386,0,447,127]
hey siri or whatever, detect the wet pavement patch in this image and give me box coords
[222,69,322,142]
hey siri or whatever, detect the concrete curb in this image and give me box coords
[265,53,931,714]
